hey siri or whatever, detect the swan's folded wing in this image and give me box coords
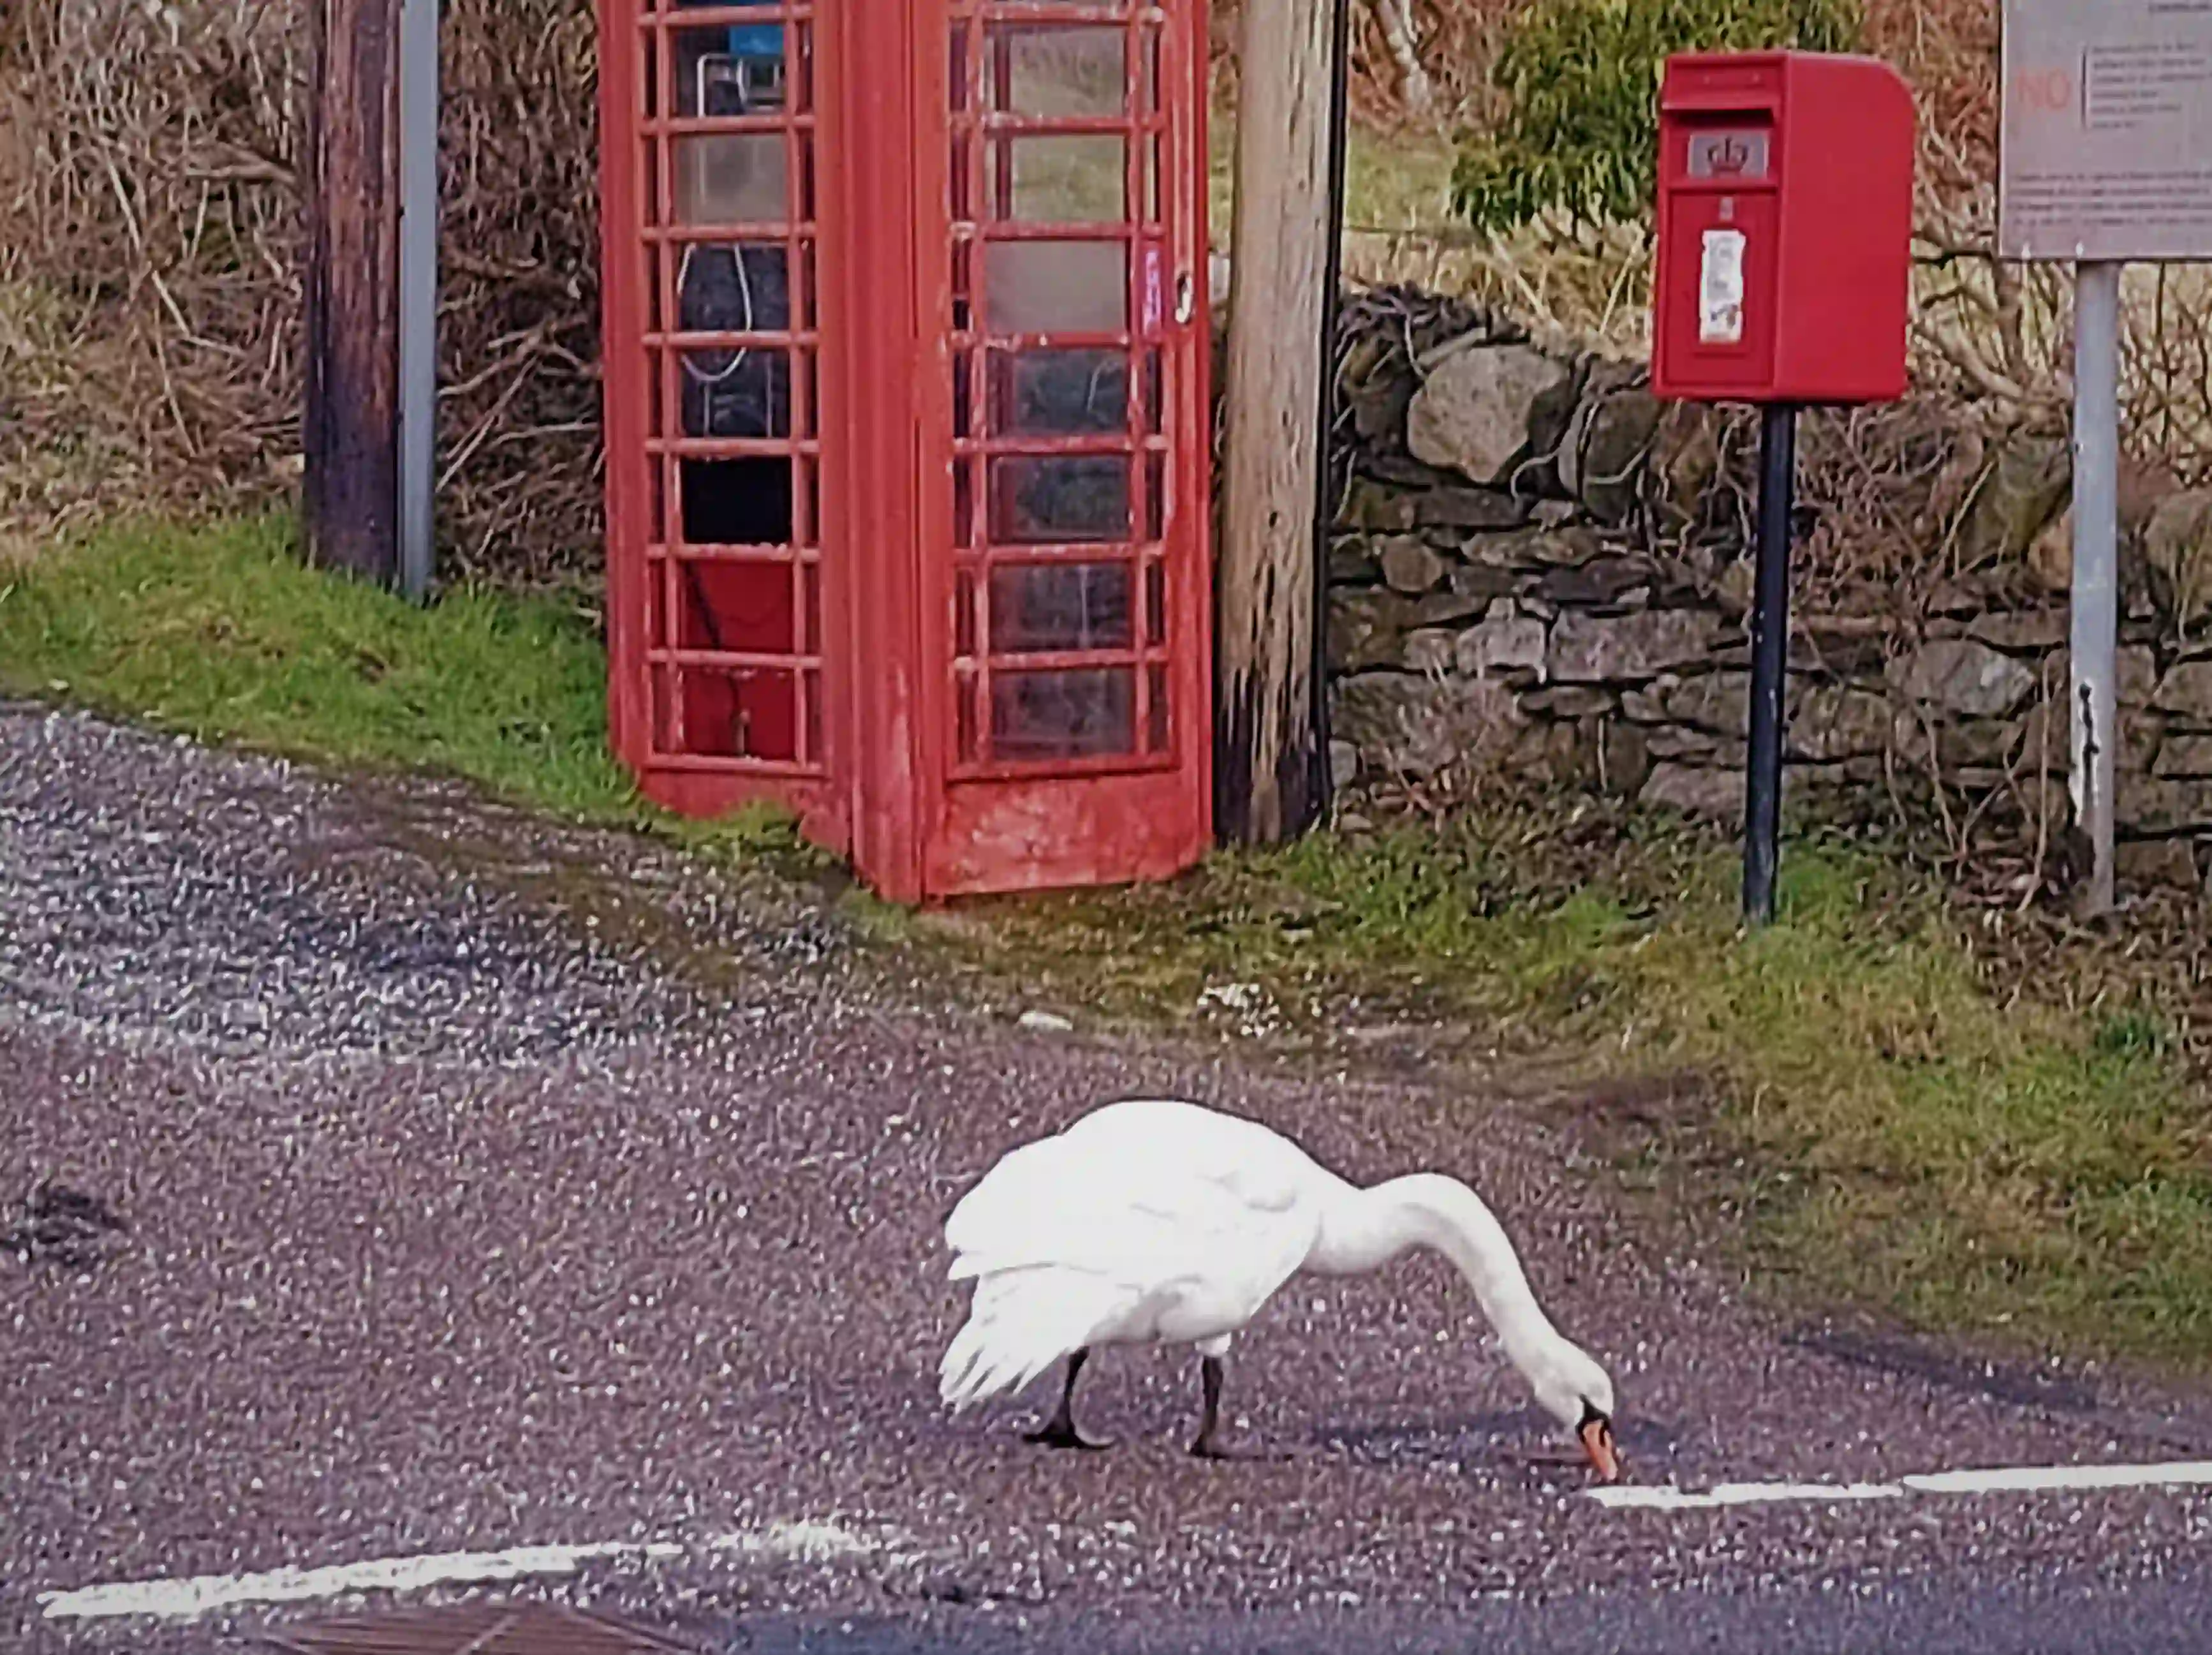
[943,1128,1318,1316]
[938,1136,1318,1410]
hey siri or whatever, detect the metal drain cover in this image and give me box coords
[265,1602,691,1655]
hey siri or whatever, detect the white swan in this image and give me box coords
[938,1097,1621,1479]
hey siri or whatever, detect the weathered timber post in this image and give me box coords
[1215,0,1346,845]
[303,0,402,583]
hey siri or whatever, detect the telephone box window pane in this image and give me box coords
[679,348,789,440]
[1146,662,1169,752]
[675,135,788,225]
[679,669,800,761]
[681,457,792,547]
[678,243,788,334]
[990,456,1130,545]
[984,241,1126,334]
[988,136,1128,224]
[997,348,1128,435]
[675,559,795,653]
[672,24,786,119]
[991,669,1136,760]
[989,562,1133,653]
[990,27,1126,117]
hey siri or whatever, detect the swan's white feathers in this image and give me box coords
[938,1100,1325,1409]
[936,1097,1619,1455]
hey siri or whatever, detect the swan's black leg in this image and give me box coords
[1023,1348,1110,1450]
[1188,1354,1232,1460]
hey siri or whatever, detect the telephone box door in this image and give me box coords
[913,1,1214,897]
[600,0,848,843]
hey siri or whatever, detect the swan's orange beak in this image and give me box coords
[1579,1414,1622,1482]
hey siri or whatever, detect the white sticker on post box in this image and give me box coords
[1699,228,1746,345]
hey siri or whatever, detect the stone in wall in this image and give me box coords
[1456,601,1547,681]
[2116,838,2202,889]
[1889,639,2038,718]
[2152,658,2212,728]
[1405,342,1575,488]
[1958,434,2070,567]
[1332,672,1523,778]
[1414,487,1528,531]
[2146,490,2212,630]
[2118,774,2212,835]
[1549,610,1722,684]
[1559,382,1663,527]
[1534,556,1653,610]
[2155,736,2212,778]
[1379,537,1449,595]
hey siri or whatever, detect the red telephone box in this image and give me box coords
[1652,51,1914,405]
[595,1,1214,902]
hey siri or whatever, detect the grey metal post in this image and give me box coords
[2070,260,2121,917]
[395,0,439,601]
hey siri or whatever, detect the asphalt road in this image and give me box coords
[6,701,2212,1655]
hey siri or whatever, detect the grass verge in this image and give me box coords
[0,512,810,860]
[5,515,2207,1363]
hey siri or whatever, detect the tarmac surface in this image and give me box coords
[6,701,2212,1654]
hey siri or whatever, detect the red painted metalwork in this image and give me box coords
[1651,52,1915,406]
[598,0,1213,902]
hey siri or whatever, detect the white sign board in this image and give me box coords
[2000,0,2212,262]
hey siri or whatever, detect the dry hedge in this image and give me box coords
[0,0,603,586]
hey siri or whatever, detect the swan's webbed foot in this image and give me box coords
[1023,1349,1110,1451]
[1024,1418,1113,1451]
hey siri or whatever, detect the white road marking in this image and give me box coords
[37,1519,885,1623]
[1591,1481,1903,1511]
[1902,1460,2212,1496]
[1591,1459,2212,1512]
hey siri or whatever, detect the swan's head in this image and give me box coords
[1529,1338,1620,1482]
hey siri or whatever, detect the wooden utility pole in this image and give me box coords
[302,0,402,583]
[1216,0,1346,844]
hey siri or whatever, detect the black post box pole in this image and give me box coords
[1743,402,1798,927]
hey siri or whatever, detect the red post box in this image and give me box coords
[1653,51,1915,405]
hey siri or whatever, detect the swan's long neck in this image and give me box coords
[1308,1173,1562,1375]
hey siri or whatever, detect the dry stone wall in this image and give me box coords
[1323,289,2212,891]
